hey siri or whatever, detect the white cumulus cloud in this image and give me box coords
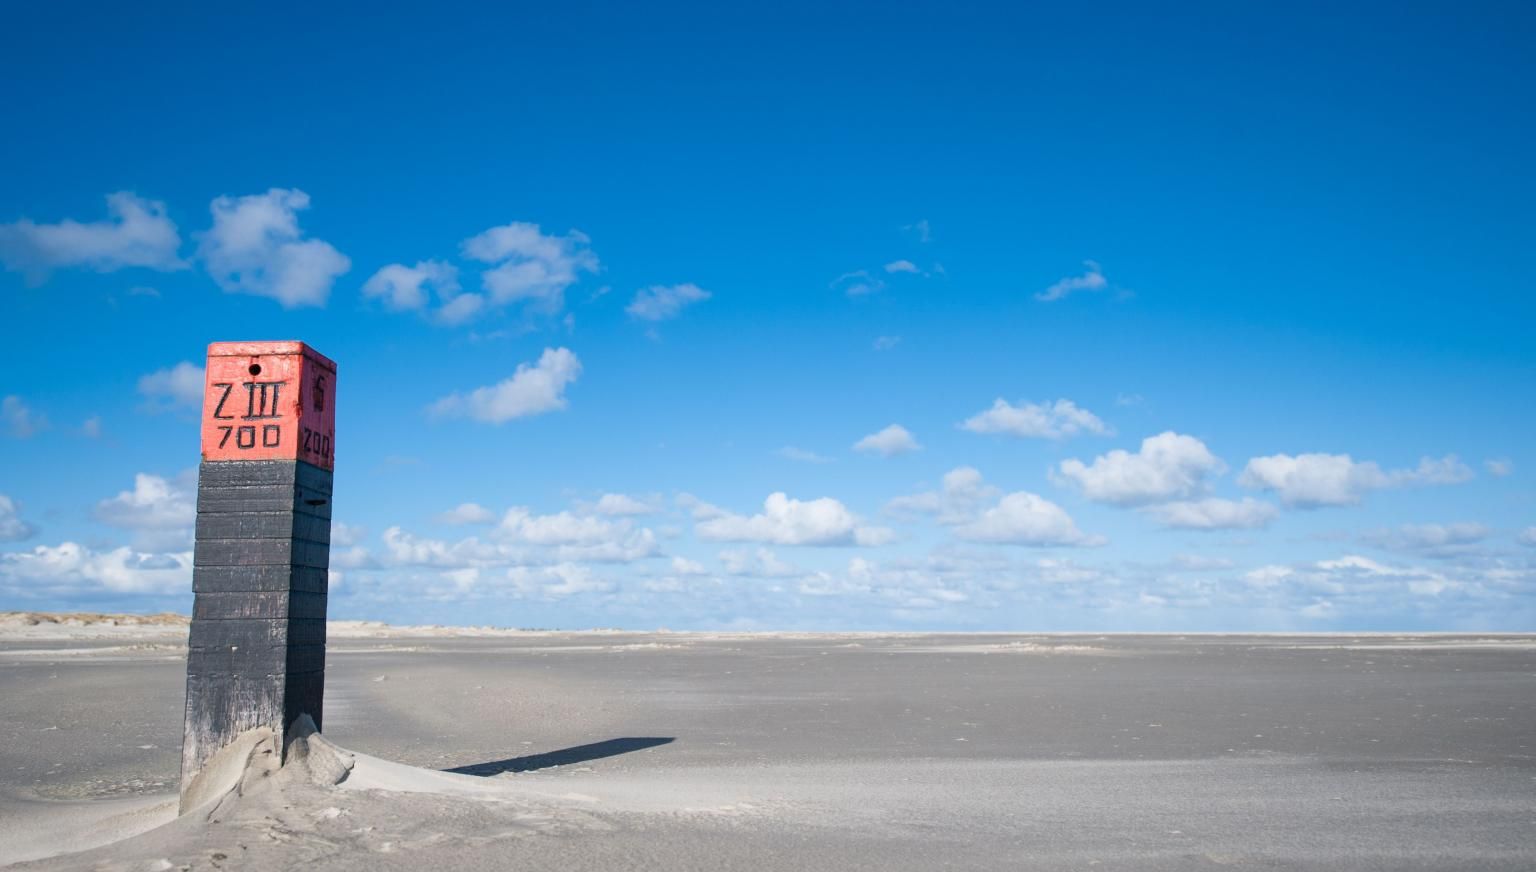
[0,543,191,596]
[505,563,613,599]
[1035,260,1107,302]
[461,222,598,314]
[831,269,884,297]
[498,507,641,546]
[718,547,799,577]
[379,527,493,568]
[1238,452,1473,508]
[853,424,921,457]
[953,491,1100,546]
[0,192,185,282]
[137,362,204,410]
[329,522,368,548]
[496,506,658,562]
[888,467,1101,547]
[886,466,1001,525]
[626,283,711,321]
[0,495,37,542]
[1057,432,1225,506]
[1169,554,1235,571]
[437,503,497,525]
[776,446,833,464]
[960,398,1110,440]
[1146,498,1278,530]
[94,473,196,531]
[2,396,47,438]
[430,347,582,424]
[592,494,661,516]
[1404,455,1478,485]
[1233,553,1491,611]
[197,188,350,308]
[670,556,707,576]
[381,504,657,567]
[696,492,894,547]
[1361,522,1489,559]
[435,293,485,326]
[362,260,461,317]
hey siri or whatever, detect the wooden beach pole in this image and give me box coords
[180,341,336,809]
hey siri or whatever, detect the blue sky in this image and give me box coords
[1,2,1532,630]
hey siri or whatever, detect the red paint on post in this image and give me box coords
[200,341,337,469]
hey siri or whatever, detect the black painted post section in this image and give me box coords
[180,342,336,807]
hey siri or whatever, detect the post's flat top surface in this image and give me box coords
[199,341,336,469]
[207,341,337,371]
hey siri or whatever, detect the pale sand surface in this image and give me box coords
[2,616,1534,870]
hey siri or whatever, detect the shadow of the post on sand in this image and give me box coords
[446,737,675,777]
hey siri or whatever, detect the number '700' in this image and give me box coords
[217,424,281,449]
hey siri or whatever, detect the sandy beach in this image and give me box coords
[2,614,1534,870]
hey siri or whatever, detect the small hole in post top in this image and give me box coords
[248,363,262,376]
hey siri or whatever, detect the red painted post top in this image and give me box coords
[200,341,336,470]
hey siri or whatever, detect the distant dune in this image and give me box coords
[0,611,190,627]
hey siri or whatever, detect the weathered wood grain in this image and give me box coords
[182,457,333,808]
